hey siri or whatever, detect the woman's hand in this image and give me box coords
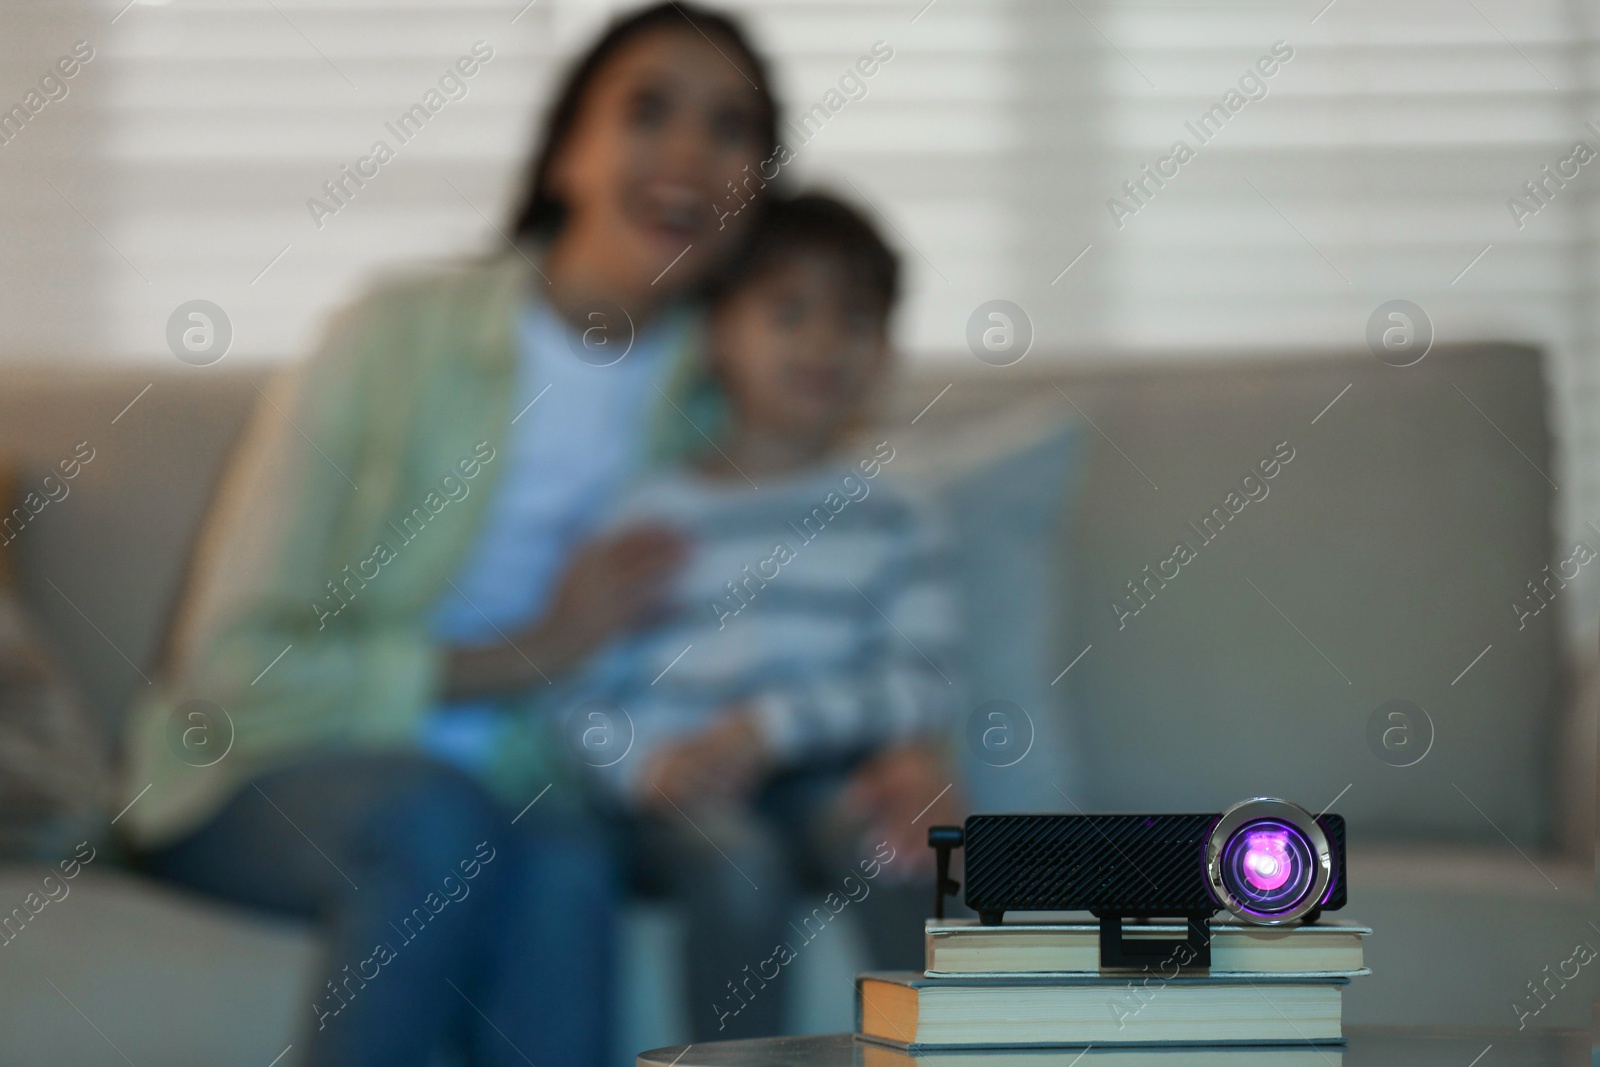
[838,743,960,879]
[635,707,774,811]
[441,524,685,699]
[538,525,686,669]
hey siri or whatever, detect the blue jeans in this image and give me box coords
[141,752,616,1067]
[622,761,926,1041]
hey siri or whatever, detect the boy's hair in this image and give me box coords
[710,193,900,312]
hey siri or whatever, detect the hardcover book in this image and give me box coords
[925,917,1369,977]
[855,1038,1343,1066]
[856,971,1346,1049]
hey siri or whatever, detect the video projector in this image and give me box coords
[928,797,1346,970]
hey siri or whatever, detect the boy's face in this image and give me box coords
[710,249,890,445]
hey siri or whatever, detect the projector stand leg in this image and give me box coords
[978,909,1004,926]
[1095,913,1212,970]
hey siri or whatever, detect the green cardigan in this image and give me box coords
[120,252,716,847]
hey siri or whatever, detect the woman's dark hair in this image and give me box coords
[710,192,901,311]
[509,2,779,240]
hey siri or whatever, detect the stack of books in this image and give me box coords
[854,916,1369,1061]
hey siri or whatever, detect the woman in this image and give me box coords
[121,7,778,1067]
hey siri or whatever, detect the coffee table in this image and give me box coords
[638,1030,1591,1067]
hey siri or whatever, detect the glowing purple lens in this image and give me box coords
[1220,819,1314,915]
[1239,829,1294,891]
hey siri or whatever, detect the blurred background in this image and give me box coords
[0,1,1595,1064]
[5,0,1599,590]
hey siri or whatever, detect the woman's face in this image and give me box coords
[548,27,769,299]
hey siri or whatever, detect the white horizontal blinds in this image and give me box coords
[97,1,560,363]
[85,0,1024,362]
[727,0,1039,356]
[1091,0,1582,348]
[0,4,111,359]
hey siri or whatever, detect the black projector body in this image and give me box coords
[929,798,1347,969]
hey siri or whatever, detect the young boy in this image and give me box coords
[585,193,961,1039]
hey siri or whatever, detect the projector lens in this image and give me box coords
[1220,819,1314,914]
[1205,797,1333,925]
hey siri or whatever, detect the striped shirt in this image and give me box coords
[585,447,960,796]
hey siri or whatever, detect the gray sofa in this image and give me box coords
[0,344,1591,1065]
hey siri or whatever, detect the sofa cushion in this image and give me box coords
[0,866,316,1067]
[886,396,1087,810]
